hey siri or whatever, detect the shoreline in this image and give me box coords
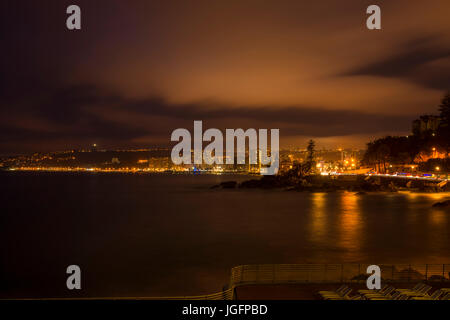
[211,174,450,194]
[1,167,257,176]
[3,168,449,196]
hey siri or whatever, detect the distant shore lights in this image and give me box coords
[170,121,279,175]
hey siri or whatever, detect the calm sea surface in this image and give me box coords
[0,172,449,298]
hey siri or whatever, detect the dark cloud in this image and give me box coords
[122,97,413,137]
[0,85,151,152]
[342,35,450,90]
[0,84,414,153]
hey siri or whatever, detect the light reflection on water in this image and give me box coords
[338,192,361,257]
[310,193,327,244]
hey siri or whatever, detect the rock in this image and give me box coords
[211,181,238,189]
[387,181,398,192]
[219,181,237,189]
[432,200,450,208]
[428,275,446,281]
[300,179,312,188]
[239,179,263,188]
[359,181,382,192]
[437,181,448,191]
[351,274,369,281]
[396,268,424,280]
[239,176,283,189]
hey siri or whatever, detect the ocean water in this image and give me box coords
[0,172,449,298]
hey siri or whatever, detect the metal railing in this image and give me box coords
[230,264,450,287]
[143,288,234,300]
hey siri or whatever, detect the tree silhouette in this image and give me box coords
[438,93,450,121]
[306,139,316,173]
[363,93,450,172]
[362,136,422,172]
[283,140,317,179]
[437,93,450,153]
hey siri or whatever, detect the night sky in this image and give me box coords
[1,0,449,154]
